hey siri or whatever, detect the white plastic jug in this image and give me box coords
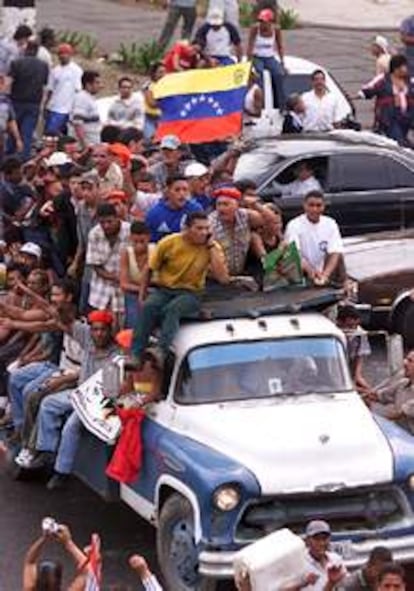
[233,528,308,591]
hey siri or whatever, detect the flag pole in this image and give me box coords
[2,0,36,38]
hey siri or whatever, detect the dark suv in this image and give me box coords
[234,131,414,236]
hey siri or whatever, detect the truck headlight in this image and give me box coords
[213,485,240,511]
[408,475,414,491]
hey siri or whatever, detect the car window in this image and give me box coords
[328,153,394,192]
[387,158,414,188]
[282,74,312,102]
[234,151,284,186]
[175,337,352,405]
[265,157,328,195]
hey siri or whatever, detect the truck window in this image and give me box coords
[175,337,351,405]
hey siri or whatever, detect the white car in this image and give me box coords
[96,56,353,128]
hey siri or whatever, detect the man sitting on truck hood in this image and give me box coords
[131,211,229,369]
[284,190,345,287]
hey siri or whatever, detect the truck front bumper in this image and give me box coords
[199,534,414,578]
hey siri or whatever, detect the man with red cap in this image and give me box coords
[209,185,266,277]
[26,308,118,490]
[44,43,83,135]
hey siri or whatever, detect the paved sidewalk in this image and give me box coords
[284,0,410,30]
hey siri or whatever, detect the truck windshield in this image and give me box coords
[177,337,352,404]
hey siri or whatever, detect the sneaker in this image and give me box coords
[26,451,55,471]
[15,448,34,467]
[47,472,70,491]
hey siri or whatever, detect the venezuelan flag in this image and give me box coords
[153,62,251,143]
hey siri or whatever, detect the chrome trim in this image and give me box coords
[198,535,414,578]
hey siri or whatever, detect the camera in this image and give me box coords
[42,517,60,535]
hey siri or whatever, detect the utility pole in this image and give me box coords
[2,0,36,38]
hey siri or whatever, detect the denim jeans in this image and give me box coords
[44,110,69,135]
[158,5,197,49]
[8,361,57,430]
[131,287,201,359]
[253,56,285,108]
[36,389,82,475]
[12,101,40,161]
[124,292,141,329]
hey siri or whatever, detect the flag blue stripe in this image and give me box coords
[157,87,246,122]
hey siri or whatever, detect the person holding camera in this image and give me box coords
[23,521,86,591]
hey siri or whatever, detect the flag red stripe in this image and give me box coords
[155,112,242,143]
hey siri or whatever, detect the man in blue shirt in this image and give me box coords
[145,174,202,242]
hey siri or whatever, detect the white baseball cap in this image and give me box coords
[45,151,73,167]
[20,242,42,259]
[207,8,224,25]
[185,162,209,178]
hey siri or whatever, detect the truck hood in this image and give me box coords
[172,394,394,495]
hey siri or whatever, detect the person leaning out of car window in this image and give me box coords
[281,162,322,199]
[284,190,345,287]
[302,69,342,132]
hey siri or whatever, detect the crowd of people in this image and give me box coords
[14,515,408,590]
[0,2,413,590]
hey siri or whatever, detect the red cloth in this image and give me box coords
[106,408,146,484]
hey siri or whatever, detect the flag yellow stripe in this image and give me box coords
[153,62,252,99]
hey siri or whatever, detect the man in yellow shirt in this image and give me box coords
[131,211,229,367]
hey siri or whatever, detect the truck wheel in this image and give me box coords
[157,493,215,591]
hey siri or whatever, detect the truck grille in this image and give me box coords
[236,486,410,543]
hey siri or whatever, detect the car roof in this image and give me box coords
[242,130,404,158]
[345,230,414,280]
[173,313,345,359]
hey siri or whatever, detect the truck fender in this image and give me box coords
[155,475,202,542]
[389,290,414,334]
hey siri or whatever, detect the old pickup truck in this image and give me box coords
[72,287,414,591]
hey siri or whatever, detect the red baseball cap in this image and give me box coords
[258,8,274,21]
[57,43,74,55]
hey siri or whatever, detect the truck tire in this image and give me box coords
[157,493,216,591]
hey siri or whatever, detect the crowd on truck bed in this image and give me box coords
[0,3,414,588]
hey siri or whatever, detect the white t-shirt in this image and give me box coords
[37,45,53,69]
[71,89,101,146]
[285,213,343,272]
[302,550,346,591]
[282,176,322,199]
[302,90,341,132]
[205,27,233,57]
[48,61,83,114]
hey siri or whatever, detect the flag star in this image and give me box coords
[212,102,219,109]
[191,97,197,104]
[199,95,206,102]
[185,101,191,110]
[180,110,186,117]
[217,109,224,115]
[207,97,214,104]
